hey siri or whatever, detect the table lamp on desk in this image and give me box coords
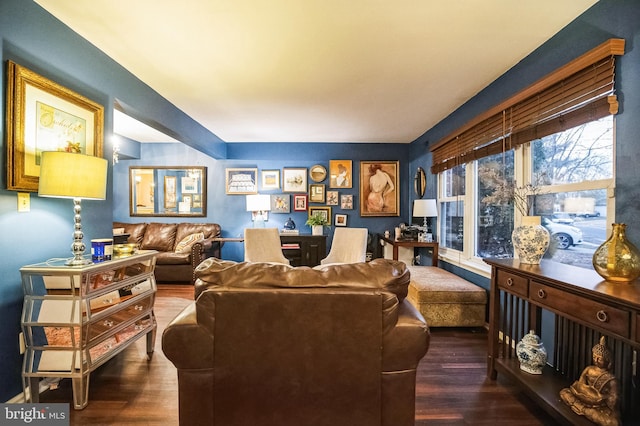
[412,199,438,242]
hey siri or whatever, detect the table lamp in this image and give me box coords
[413,199,438,233]
[38,151,108,266]
[246,194,271,227]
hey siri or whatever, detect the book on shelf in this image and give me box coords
[281,243,300,249]
[280,229,299,235]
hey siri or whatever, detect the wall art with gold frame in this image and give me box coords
[5,61,104,192]
[359,160,399,217]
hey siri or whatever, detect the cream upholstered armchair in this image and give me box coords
[243,228,290,264]
[320,227,369,265]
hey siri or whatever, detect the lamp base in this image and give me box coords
[65,257,92,266]
[65,198,92,266]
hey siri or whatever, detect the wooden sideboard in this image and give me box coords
[485,258,640,425]
[280,234,326,267]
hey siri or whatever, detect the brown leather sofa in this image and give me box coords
[113,221,222,284]
[162,258,430,426]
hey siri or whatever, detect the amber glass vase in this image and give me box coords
[592,223,640,282]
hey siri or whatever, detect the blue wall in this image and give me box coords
[113,142,411,262]
[1,0,639,404]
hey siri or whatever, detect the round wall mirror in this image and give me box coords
[414,167,426,198]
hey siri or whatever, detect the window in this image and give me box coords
[431,39,622,274]
[438,117,613,271]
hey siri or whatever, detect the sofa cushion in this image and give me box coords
[194,257,410,301]
[140,222,178,252]
[156,251,191,265]
[175,232,204,253]
[175,223,221,246]
[113,222,147,245]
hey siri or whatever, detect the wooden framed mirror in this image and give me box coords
[130,166,207,217]
[414,167,426,198]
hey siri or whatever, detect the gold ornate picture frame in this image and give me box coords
[6,61,104,192]
[359,160,399,216]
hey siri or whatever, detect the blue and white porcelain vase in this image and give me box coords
[511,216,550,264]
[516,330,547,375]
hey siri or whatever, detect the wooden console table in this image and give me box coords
[485,258,640,425]
[214,234,327,267]
[380,235,438,267]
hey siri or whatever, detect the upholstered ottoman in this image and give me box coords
[407,266,487,327]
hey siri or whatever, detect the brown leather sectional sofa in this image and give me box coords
[113,221,222,284]
[162,258,430,425]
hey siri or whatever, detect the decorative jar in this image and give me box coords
[284,217,296,230]
[511,216,550,264]
[516,330,547,375]
[592,223,640,283]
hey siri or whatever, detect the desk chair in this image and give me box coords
[320,227,369,265]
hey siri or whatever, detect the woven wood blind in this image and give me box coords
[431,39,625,174]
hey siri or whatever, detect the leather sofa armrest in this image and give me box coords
[161,302,214,369]
[382,299,430,371]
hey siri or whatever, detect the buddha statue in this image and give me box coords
[559,336,620,426]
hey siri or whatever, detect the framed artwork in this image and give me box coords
[181,176,198,193]
[359,161,399,217]
[309,206,331,226]
[340,194,354,210]
[293,194,308,211]
[326,190,339,206]
[329,160,352,189]
[283,168,307,192]
[309,184,325,203]
[6,61,104,192]
[225,168,258,194]
[192,194,202,208]
[309,164,327,182]
[335,214,347,227]
[261,169,280,190]
[270,194,290,213]
[164,176,177,209]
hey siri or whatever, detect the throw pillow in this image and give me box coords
[175,232,204,253]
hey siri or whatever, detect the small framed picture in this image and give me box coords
[225,168,258,195]
[293,194,308,211]
[309,184,325,203]
[326,191,339,206]
[340,194,354,210]
[261,169,280,190]
[335,214,347,227]
[309,206,331,226]
[270,194,290,213]
[283,168,308,192]
[329,160,352,188]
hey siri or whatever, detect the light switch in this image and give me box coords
[18,192,30,212]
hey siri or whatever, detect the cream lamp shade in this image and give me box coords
[38,151,108,200]
[413,199,438,218]
[413,199,438,233]
[246,194,271,226]
[38,151,108,265]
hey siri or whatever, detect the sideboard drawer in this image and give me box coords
[496,270,528,297]
[530,281,630,338]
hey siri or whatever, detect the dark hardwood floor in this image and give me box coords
[38,284,559,425]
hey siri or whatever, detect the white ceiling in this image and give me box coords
[36,0,597,144]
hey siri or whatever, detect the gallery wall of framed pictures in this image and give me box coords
[224,159,400,229]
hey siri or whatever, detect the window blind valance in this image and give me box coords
[431,38,625,174]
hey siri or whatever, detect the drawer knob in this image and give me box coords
[134,305,143,311]
[537,289,547,299]
[506,278,514,286]
[596,310,608,322]
[103,320,114,327]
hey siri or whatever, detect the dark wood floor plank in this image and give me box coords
[37,284,558,425]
